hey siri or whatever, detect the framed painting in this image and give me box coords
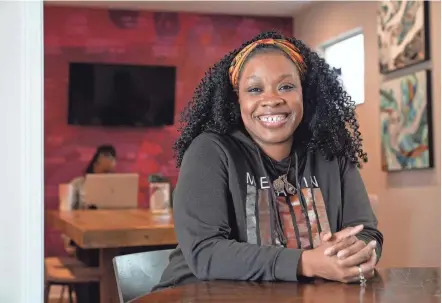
[380,70,433,171]
[377,1,430,74]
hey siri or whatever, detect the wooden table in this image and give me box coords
[132,268,441,303]
[47,209,177,303]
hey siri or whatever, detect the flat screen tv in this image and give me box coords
[68,62,176,127]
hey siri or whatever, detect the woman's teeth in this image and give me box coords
[258,115,287,123]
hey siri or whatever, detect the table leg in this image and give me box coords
[99,248,120,303]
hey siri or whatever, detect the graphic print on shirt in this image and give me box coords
[245,172,331,249]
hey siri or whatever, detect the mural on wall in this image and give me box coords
[380,70,433,171]
[44,5,292,256]
[377,1,430,74]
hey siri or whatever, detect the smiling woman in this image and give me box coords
[152,31,383,291]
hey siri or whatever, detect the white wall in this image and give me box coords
[0,2,44,302]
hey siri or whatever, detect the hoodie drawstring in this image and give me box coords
[294,152,314,249]
[285,194,302,248]
[309,155,323,234]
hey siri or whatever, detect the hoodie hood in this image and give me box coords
[230,130,307,180]
[230,129,313,248]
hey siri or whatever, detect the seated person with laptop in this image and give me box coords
[70,144,118,210]
[67,144,117,303]
[65,144,139,303]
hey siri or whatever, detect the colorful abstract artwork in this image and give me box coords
[380,70,433,171]
[377,1,429,74]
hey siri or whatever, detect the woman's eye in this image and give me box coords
[279,84,295,91]
[247,87,262,93]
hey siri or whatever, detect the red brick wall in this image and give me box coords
[44,5,293,256]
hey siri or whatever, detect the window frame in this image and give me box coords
[317,28,365,106]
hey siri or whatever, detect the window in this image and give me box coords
[319,31,365,105]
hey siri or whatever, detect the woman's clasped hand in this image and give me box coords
[299,224,377,283]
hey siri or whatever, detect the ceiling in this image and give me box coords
[47,0,311,17]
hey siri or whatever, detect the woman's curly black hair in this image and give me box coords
[174,31,367,167]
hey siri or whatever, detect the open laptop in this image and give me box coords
[82,173,139,209]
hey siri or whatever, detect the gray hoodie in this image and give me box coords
[153,130,383,290]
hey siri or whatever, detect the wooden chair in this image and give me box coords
[113,249,173,303]
[44,257,101,303]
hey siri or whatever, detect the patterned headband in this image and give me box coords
[229,38,307,89]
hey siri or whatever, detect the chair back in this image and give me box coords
[59,183,74,211]
[368,194,379,215]
[113,249,173,303]
[58,183,77,254]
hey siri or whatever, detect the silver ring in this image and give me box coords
[358,265,367,286]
